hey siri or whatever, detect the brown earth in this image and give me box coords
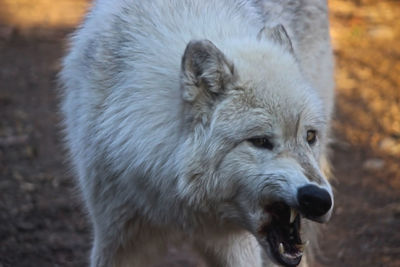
[0,0,399,266]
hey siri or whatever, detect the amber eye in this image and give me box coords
[248,137,274,150]
[306,130,317,145]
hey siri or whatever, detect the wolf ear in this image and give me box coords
[180,40,236,102]
[258,24,294,54]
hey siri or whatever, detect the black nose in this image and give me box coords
[297,185,332,218]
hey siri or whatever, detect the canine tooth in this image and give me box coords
[295,244,304,252]
[296,241,310,252]
[290,208,298,223]
[279,243,285,254]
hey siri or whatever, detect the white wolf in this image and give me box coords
[60,0,335,266]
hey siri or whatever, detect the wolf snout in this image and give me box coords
[297,185,332,221]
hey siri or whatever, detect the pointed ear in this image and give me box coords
[257,24,294,54]
[180,40,236,102]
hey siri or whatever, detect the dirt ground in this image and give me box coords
[0,0,399,266]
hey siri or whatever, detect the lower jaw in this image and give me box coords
[267,240,303,267]
[273,252,302,267]
[259,223,304,266]
[255,235,302,267]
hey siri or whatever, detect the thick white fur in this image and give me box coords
[60,0,334,266]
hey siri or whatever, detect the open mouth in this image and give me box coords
[260,203,306,267]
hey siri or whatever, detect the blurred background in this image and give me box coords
[0,0,399,266]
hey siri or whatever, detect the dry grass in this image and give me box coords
[0,0,89,32]
[330,0,400,149]
[329,0,400,190]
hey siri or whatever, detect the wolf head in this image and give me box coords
[178,25,333,266]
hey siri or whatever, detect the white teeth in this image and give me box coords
[283,251,303,259]
[279,243,285,254]
[290,208,298,224]
[295,244,304,252]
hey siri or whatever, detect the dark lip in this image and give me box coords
[261,203,303,267]
[267,232,302,266]
[302,213,329,223]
